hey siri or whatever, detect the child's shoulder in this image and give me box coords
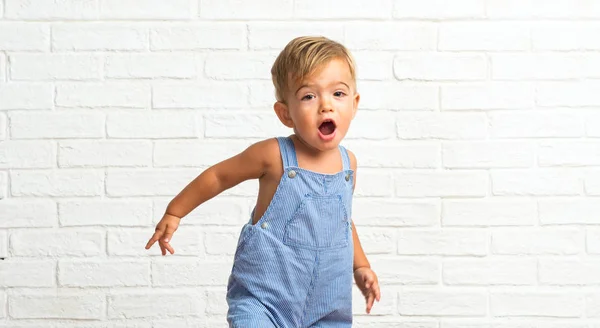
[244,137,282,167]
[249,137,280,152]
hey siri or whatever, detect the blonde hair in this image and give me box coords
[271,36,356,104]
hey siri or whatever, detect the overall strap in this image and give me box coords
[339,145,351,171]
[276,137,298,169]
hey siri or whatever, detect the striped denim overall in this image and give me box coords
[227,136,354,328]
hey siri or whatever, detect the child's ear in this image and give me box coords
[274,101,295,128]
[352,93,360,119]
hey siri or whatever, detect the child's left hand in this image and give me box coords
[353,267,381,314]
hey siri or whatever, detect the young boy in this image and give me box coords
[145,36,381,327]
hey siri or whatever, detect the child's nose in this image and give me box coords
[319,99,334,112]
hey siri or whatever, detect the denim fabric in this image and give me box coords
[227,136,355,328]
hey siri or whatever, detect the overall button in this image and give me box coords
[261,222,268,229]
[288,170,297,178]
[345,174,351,181]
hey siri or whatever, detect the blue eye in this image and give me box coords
[334,91,345,97]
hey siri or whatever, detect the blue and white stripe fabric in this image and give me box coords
[227,136,355,328]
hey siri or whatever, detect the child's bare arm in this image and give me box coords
[347,150,370,271]
[165,139,274,219]
[348,149,381,313]
[145,139,276,254]
[352,222,370,271]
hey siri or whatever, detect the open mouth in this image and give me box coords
[318,119,336,136]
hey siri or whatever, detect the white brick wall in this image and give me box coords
[1,0,599,326]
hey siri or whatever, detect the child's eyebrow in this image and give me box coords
[295,81,350,95]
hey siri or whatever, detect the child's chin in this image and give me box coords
[313,139,341,151]
[296,132,340,151]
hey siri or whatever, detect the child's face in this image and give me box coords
[275,58,359,152]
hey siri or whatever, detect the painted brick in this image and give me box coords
[0,23,49,50]
[53,23,148,51]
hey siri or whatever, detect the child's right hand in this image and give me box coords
[145,213,181,256]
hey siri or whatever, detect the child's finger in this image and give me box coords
[373,281,381,301]
[366,293,374,313]
[145,231,162,249]
[369,279,380,301]
[144,238,155,249]
[159,241,166,256]
[164,241,175,254]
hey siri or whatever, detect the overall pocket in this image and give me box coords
[283,194,349,250]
